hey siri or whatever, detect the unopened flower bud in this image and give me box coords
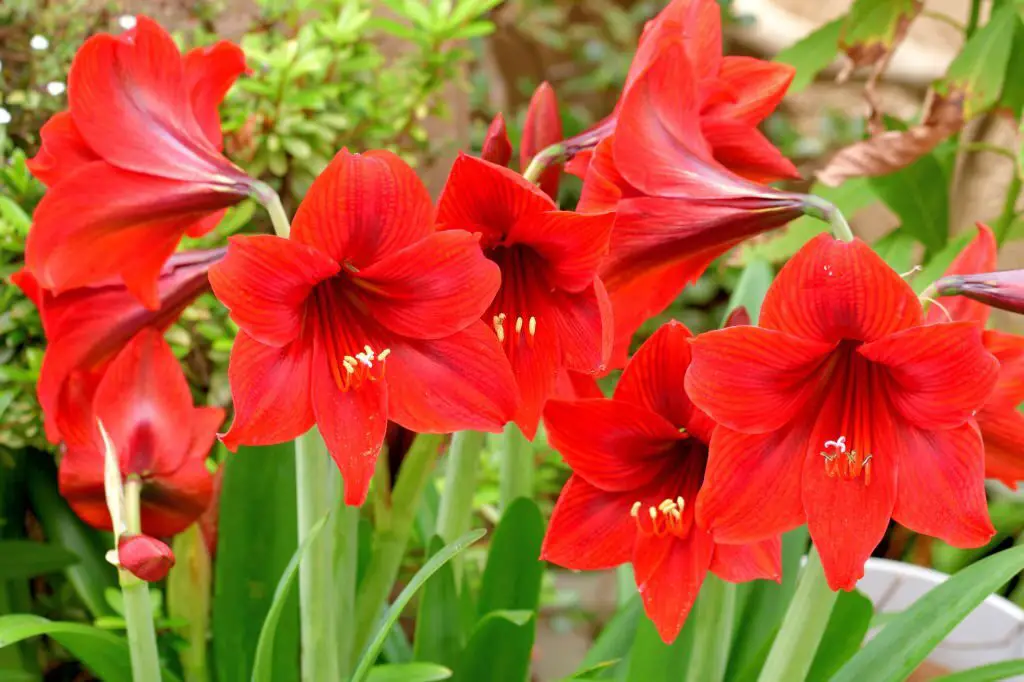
[481,113,513,167]
[935,270,1024,316]
[118,534,175,582]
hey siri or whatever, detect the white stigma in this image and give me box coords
[824,436,847,453]
[30,35,49,51]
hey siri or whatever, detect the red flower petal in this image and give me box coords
[221,332,315,451]
[696,424,809,544]
[140,456,215,536]
[481,113,513,167]
[27,112,99,187]
[92,330,196,475]
[710,538,782,584]
[437,154,555,246]
[183,41,248,150]
[354,231,500,340]
[926,224,996,325]
[521,81,563,199]
[616,321,715,440]
[26,163,240,308]
[760,235,922,344]
[506,210,614,293]
[983,329,1024,409]
[576,139,623,214]
[701,118,800,183]
[545,280,612,374]
[541,475,635,570]
[859,322,998,430]
[544,398,682,492]
[625,0,723,95]
[311,332,388,506]
[384,321,517,434]
[291,149,434,268]
[554,370,605,400]
[503,312,560,441]
[633,530,714,644]
[708,57,794,126]
[68,17,236,183]
[801,385,899,592]
[685,326,835,434]
[210,235,339,347]
[977,407,1024,488]
[891,421,994,548]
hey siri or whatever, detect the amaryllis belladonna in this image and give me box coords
[210,149,518,505]
[59,330,222,537]
[542,322,780,642]
[25,17,253,308]
[437,154,615,437]
[685,235,998,590]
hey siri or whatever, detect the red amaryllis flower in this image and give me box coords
[25,16,252,308]
[565,0,797,184]
[685,235,999,590]
[210,149,517,505]
[436,154,615,437]
[59,330,223,537]
[118,534,176,582]
[580,40,811,366]
[12,249,223,445]
[521,82,563,199]
[928,224,1024,488]
[542,322,780,642]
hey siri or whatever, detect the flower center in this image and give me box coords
[630,497,687,537]
[313,282,391,392]
[820,434,873,485]
[491,313,537,346]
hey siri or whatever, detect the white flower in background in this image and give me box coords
[30,35,50,51]
[0,108,11,126]
[46,81,66,96]
[118,15,137,30]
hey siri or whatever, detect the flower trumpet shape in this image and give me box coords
[685,235,999,590]
[542,322,780,642]
[59,330,222,537]
[12,249,224,445]
[437,153,616,437]
[210,149,518,505]
[25,16,252,308]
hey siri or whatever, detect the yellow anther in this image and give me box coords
[630,501,641,517]
[515,316,524,334]
[528,316,537,336]
[377,349,391,361]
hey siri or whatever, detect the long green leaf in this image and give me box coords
[577,595,642,676]
[869,151,949,254]
[453,611,536,682]
[26,455,116,618]
[250,512,331,682]
[934,660,1024,682]
[0,614,178,682]
[213,443,299,682]
[624,614,696,682]
[722,259,773,325]
[832,545,1024,682]
[351,529,487,682]
[937,3,1018,118]
[0,541,78,579]
[413,536,463,667]
[806,589,873,682]
[367,662,452,682]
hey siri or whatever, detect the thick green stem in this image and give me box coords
[757,547,838,682]
[335,501,360,677]
[120,478,162,682]
[499,423,534,511]
[802,194,855,242]
[295,429,341,682]
[354,434,445,658]
[965,0,982,38]
[993,172,1023,247]
[254,181,291,238]
[167,526,211,682]
[686,576,736,682]
[522,143,565,184]
[435,431,484,583]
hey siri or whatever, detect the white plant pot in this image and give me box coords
[856,558,1024,680]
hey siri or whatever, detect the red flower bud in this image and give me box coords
[936,270,1024,315]
[481,113,513,167]
[118,534,175,582]
[723,306,751,327]
[521,82,563,199]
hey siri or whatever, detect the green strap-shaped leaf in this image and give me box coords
[933,660,1024,682]
[413,536,464,668]
[250,512,331,682]
[831,545,1024,682]
[0,614,179,682]
[775,19,843,95]
[869,151,949,254]
[352,529,487,682]
[937,3,1019,118]
[806,589,874,681]
[367,662,453,682]
[0,541,79,580]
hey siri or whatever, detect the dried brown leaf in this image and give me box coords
[816,90,964,187]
